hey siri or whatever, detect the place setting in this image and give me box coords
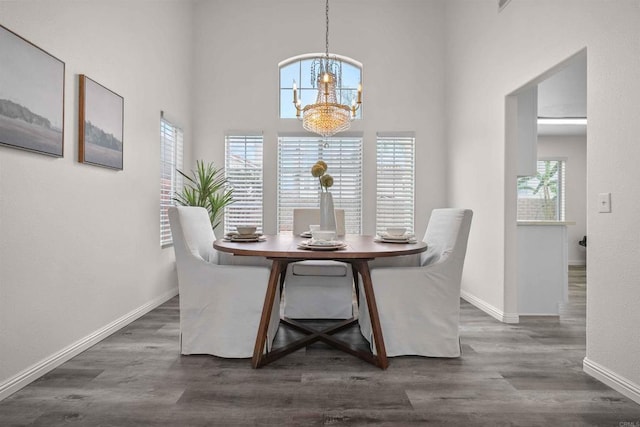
[299,223,319,238]
[374,227,418,244]
[297,228,347,251]
[223,225,266,243]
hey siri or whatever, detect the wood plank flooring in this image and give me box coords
[1,266,639,426]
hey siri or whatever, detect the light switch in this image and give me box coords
[598,193,611,213]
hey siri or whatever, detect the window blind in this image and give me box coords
[278,136,362,234]
[225,135,264,234]
[376,135,415,235]
[160,115,183,247]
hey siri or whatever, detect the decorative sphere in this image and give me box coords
[320,174,334,188]
[311,163,325,177]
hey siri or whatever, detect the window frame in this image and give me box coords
[224,134,264,235]
[278,53,363,120]
[517,158,566,221]
[277,135,363,235]
[375,134,416,235]
[159,114,183,247]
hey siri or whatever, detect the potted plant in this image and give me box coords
[174,160,234,230]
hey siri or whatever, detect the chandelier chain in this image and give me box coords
[325,0,330,59]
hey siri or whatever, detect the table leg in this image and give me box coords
[251,259,286,368]
[252,258,387,370]
[352,264,360,304]
[352,259,388,369]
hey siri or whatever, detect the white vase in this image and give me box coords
[319,192,337,232]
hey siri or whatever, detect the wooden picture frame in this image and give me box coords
[79,75,124,170]
[0,24,65,157]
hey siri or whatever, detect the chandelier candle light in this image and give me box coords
[292,0,362,137]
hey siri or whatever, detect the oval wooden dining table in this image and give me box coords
[214,234,428,369]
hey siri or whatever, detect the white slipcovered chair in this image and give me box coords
[358,208,473,357]
[283,208,354,319]
[168,206,280,358]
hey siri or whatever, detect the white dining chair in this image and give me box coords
[290,208,346,237]
[283,208,354,319]
[168,206,280,358]
[358,208,473,357]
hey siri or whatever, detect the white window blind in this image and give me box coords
[278,136,362,234]
[160,114,183,247]
[376,135,415,235]
[225,135,264,234]
[517,159,566,221]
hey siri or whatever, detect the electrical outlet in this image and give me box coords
[598,193,611,213]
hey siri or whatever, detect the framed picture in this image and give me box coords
[79,75,124,170]
[0,24,65,157]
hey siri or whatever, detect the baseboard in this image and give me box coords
[583,357,640,405]
[460,290,519,323]
[0,287,178,402]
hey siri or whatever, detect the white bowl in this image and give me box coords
[236,225,257,236]
[386,227,407,237]
[311,230,336,241]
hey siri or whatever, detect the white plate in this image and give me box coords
[299,231,312,238]
[374,236,418,244]
[224,235,266,243]
[226,232,263,239]
[308,238,344,246]
[298,240,346,250]
[379,232,413,240]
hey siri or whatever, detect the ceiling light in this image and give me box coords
[537,117,587,125]
[292,0,362,137]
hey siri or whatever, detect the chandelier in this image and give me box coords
[292,0,362,137]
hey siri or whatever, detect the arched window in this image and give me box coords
[279,53,362,119]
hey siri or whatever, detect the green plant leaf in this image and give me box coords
[174,160,234,230]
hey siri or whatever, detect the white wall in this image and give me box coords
[0,1,192,399]
[446,0,640,403]
[190,0,447,236]
[538,135,587,265]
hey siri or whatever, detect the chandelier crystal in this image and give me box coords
[293,0,361,137]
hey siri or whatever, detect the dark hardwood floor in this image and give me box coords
[1,266,639,426]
